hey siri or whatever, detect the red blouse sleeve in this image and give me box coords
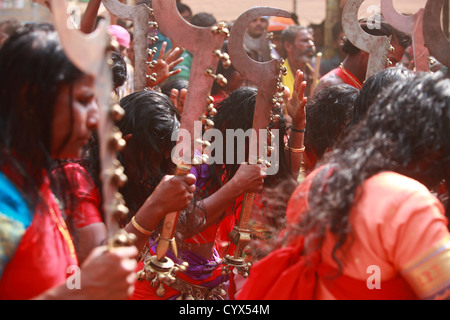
[63,163,103,229]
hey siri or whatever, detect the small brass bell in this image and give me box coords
[110,129,126,151]
[156,283,166,297]
[112,167,128,188]
[147,47,158,56]
[110,104,125,122]
[151,278,159,288]
[215,74,227,87]
[206,96,215,104]
[148,21,158,29]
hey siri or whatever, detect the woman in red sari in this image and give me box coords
[0,23,139,300]
[239,71,450,300]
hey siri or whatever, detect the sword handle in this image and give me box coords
[228,192,255,258]
[155,163,191,260]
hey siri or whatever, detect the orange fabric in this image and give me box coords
[239,168,450,300]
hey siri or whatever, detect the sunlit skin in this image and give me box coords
[287,29,316,66]
[247,17,269,39]
[51,75,99,159]
[388,37,406,67]
[32,0,51,10]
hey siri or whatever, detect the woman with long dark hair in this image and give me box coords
[0,23,138,299]
[131,62,307,301]
[131,87,270,300]
[302,84,359,174]
[239,71,450,300]
[59,89,196,263]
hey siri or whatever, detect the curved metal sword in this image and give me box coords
[381,0,429,72]
[152,0,228,261]
[51,0,132,245]
[102,0,152,92]
[423,0,450,69]
[224,6,291,275]
[342,0,391,79]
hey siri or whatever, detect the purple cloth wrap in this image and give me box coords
[148,241,229,300]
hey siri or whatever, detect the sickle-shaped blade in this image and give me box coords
[102,0,151,91]
[228,7,290,157]
[381,0,429,71]
[342,0,391,79]
[51,0,109,75]
[52,0,126,240]
[152,0,227,260]
[153,0,225,165]
[227,7,290,259]
[423,0,450,69]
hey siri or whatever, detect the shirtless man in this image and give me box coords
[313,16,411,97]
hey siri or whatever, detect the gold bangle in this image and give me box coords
[131,216,154,236]
[284,143,305,153]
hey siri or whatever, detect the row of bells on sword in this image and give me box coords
[104,21,288,292]
[137,254,189,297]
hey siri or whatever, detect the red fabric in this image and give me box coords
[216,194,244,256]
[326,66,363,90]
[237,237,418,300]
[211,94,226,105]
[62,162,103,228]
[184,223,219,244]
[237,237,319,300]
[0,175,78,300]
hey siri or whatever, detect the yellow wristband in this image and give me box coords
[284,143,306,153]
[131,216,154,236]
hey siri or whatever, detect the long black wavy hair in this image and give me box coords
[304,84,358,172]
[203,86,297,242]
[348,66,414,128]
[285,71,450,273]
[83,90,180,220]
[206,86,294,191]
[0,23,84,210]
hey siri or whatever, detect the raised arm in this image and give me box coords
[80,0,102,34]
[285,70,307,180]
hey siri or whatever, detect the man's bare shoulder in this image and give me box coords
[312,71,344,97]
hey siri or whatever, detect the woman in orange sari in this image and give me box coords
[239,71,450,300]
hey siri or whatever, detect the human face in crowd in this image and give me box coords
[290,29,316,65]
[51,75,98,159]
[387,36,407,67]
[247,17,269,38]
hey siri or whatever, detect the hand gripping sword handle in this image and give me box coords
[230,193,255,258]
[155,163,191,261]
[227,7,290,260]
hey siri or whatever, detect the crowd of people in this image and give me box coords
[0,0,449,301]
